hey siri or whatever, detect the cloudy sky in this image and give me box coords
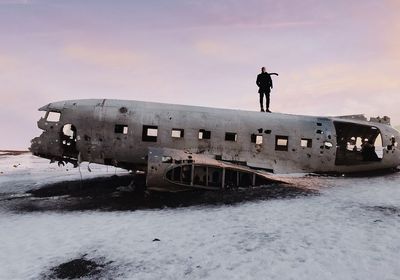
[1,0,399,149]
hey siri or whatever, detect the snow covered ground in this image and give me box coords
[0,153,128,194]
[1,154,400,279]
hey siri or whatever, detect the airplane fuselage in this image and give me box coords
[30,99,400,190]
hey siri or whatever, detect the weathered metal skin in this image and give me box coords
[146,147,292,192]
[30,99,400,191]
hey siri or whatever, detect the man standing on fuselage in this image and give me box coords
[256,67,278,112]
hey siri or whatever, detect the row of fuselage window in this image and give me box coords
[114,124,315,151]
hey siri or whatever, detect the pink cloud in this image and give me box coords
[0,55,17,72]
[63,45,144,69]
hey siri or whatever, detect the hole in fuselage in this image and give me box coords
[61,124,78,157]
[334,121,383,165]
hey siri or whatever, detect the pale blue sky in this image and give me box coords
[1,0,399,149]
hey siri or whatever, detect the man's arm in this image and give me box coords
[268,72,278,89]
[256,75,260,87]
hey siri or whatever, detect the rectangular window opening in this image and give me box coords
[199,129,211,140]
[275,135,289,151]
[115,124,128,134]
[225,132,237,142]
[46,111,61,122]
[301,138,312,148]
[171,128,184,138]
[142,125,158,142]
[251,134,263,144]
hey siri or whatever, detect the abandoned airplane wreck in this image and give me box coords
[30,99,400,191]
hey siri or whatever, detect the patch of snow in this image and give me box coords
[0,155,400,279]
[0,153,128,193]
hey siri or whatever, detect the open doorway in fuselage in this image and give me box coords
[61,123,78,157]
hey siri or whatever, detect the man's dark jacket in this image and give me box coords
[256,72,273,93]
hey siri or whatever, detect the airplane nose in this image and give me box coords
[29,131,63,160]
[29,136,41,155]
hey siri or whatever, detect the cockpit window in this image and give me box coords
[47,111,61,122]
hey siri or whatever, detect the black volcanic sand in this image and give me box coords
[363,205,400,216]
[0,150,30,156]
[44,255,112,279]
[3,175,317,212]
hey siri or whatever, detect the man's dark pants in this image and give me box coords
[259,91,270,110]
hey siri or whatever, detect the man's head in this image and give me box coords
[261,67,266,73]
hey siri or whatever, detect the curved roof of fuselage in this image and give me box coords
[38,98,392,129]
[39,98,322,120]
